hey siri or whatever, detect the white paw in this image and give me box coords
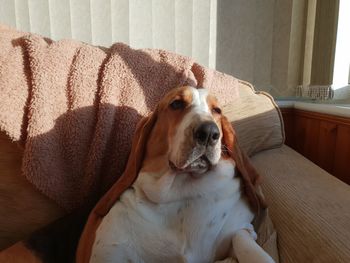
[242,223,257,240]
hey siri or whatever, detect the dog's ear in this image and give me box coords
[76,110,158,263]
[123,109,158,182]
[221,115,267,213]
[96,109,158,215]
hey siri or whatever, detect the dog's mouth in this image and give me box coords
[169,155,212,177]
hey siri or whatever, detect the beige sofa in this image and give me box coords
[0,78,349,263]
[224,80,350,263]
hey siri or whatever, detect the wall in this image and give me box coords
[216,0,308,97]
[0,0,341,99]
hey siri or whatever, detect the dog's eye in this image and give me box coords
[212,107,222,115]
[169,99,186,110]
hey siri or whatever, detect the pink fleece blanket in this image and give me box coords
[0,24,240,211]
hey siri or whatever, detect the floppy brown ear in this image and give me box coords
[95,109,158,216]
[76,110,158,263]
[221,115,267,213]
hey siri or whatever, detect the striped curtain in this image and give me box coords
[0,0,217,68]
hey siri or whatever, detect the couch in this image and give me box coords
[0,23,350,262]
[0,43,349,263]
[224,80,350,263]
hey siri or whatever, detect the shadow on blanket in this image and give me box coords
[24,205,92,263]
[0,104,142,262]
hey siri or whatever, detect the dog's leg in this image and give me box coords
[232,229,274,263]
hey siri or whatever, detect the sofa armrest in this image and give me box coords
[252,145,350,263]
[0,131,64,250]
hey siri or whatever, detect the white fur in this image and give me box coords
[90,159,274,263]
[192,88,210,113]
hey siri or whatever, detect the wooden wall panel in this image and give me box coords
[304,118,320,164]
[334,125,350,184]
[294,115,308,153]
[280,108,295,147]
[281,108,350,184]
[317,121,337,173]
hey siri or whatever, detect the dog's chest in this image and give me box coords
[92,174,254,263]
[136,188,241,262]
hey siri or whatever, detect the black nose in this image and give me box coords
[194,121,220,146]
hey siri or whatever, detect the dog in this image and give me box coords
[83,86,274,263]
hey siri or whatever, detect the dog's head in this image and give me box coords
[144,86,225,175]
[125,86,265,211]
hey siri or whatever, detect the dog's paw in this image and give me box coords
[241,223,257,240]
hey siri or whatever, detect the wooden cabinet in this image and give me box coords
[281,108,350,184]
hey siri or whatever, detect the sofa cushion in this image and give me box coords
[223,80,284,156]
[252,145,350,263]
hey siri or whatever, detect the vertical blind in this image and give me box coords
[0,0,217,68]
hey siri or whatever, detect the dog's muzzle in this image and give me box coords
[169,121,221,176]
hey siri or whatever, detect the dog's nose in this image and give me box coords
[194,121,220,146]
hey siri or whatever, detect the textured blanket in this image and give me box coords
[0,24,240,211]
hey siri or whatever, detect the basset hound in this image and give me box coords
[79,86,274,263]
